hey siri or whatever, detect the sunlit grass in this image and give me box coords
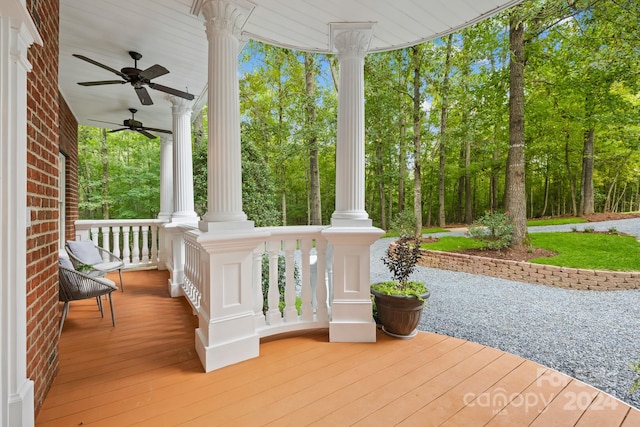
[527,217,588,227]
[421,236,485,251]
[529,232,640,271]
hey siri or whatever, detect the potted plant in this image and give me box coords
[371,234,430,338]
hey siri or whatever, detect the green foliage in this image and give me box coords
[261,253,300,313]
[421,236,486,251]
[630,359,640,393]
[370,281,428,301]
[527,218,588,227]
[467,212,514,250]
[529,232,640,271]
[389,211,418,237]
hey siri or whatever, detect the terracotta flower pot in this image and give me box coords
[371,288,430,338]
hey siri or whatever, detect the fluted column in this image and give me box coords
[157,135,173,221]
[200,0,251,230]
[331,24,374,226]
[0,2,41,424]
[169,96,198,222]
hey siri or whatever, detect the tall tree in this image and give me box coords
[438,34,454,227]
[411,45,424,235]
[305,52,322,225]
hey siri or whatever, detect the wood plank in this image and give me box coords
[36,270,639,427]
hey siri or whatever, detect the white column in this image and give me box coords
[325,24,383,343]
[199,0,252,231]
[0,2,41,426]
[169,96,198,223]
[330,24,373,227]
[157,135,173,221]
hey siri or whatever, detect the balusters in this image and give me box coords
[253,245,266,327]
[132,226,140,264]
[122,227,131,265]
[150,224,158,264]
[100,226,111,257]
[283,239,297,322]
[141,226,149,263]
[112,227,122,258]
[315,238,329,322]
[299,239,313,321]
[266,240,282,325]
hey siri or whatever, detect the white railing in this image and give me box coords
[182,225,331,338]
[74,219,165,270]
[256,226,331,337]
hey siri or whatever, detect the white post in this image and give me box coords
[157,135,173,271]
[165,96,199,296]
[199,0,251,230]
[325,23,383,342]
[0,2,41,425]
[157,135,173,222]
[190,0,267,372]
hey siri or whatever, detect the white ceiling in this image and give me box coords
[59,0,522,135]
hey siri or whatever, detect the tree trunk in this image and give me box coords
[580,128,595,215]
[411,45,423,235]
[564,134,578,216]
[398,116,406,214]
[101,128,109,219]
[506,13,527,247]
[305,53,322,225]
[438,34,453,228]
[376,140,386,230]
[465,135,472,223]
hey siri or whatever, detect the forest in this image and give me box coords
[78,0,640,238]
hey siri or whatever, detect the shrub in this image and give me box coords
[630,359,640,393]
[467,212,514,250]
[382,235,422,287]
[390,211,418,238]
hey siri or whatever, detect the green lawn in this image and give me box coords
[529,232,640,271]
[421,232,640,271]
[383,227,449,238]
[527,217,588,227]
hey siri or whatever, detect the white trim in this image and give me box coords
[0,1,41,425]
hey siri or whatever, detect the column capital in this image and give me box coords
[168,95,193,116]
[159,134,173,145]
[330,23,375,60]
[199,0,254,39]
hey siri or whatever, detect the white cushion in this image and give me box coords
[96,277,118,290]
[67,240,103,265]
[59,256,74,269]
[94,261,123,272]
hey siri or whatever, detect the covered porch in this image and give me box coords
[36,270,640,426]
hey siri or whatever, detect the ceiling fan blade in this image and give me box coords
[139,64,169,80]
[138,129,157,139]
[109,128,128,133]
[142,127,172,134]
[78,80,125,86]
[148,82,195,100]
[73,54,129,80]
[135,86,153,105]
[88,119,122,126]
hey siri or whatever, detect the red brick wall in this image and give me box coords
[26,0,61,414]
[419,250,640,291]
[60,95,79,241]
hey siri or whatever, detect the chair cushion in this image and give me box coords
[59,256,74,269]
[94,261,123,272]
[96,277,118,290]
[67,240,103,265]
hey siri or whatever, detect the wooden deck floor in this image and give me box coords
[37,270,639,426]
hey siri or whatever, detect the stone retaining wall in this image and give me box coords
[419,250,640,291]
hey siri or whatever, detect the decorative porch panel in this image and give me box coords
[162,222,199,297]
[74,219,164,269]
[322,225,384,342]
[182,224,384,372]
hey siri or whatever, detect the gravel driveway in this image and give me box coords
[370,218,640,409]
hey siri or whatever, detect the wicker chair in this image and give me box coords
[66,240,125,291]
[58,265,118,336]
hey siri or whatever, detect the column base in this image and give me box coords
[8,379,34,427]
[168,277,183,298]
[329,300,376,342]
[198,219,254,233]
[195,313,259,372]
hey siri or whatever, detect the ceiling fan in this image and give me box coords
[90,108,172,139]
[74,51,194,105]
